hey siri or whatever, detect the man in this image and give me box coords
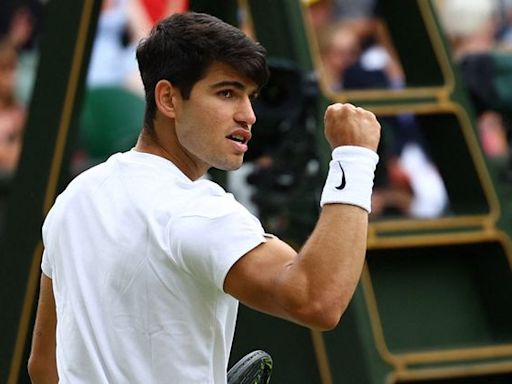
[28,12,380,384]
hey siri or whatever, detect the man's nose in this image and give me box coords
[234,97,256,127]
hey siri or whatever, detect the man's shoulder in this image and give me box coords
[176,180,250,220]
[60,156,117,195]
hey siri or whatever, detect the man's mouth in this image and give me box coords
[226,129,251,145]
[227,134,248,144]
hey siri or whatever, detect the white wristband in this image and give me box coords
[320,146,379,213]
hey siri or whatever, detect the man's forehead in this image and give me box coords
[203,62,258,92]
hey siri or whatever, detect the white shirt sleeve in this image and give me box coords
[41,207,55,278]
[168,195,266,292]
[41,249,53,278]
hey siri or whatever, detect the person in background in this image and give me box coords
[436,0,511,159]
[87,0,189,95]
[313,0,448,219]
[0,38,24,176]
[87,0,150,94]
[318,22,361,91]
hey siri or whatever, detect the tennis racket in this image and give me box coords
[227,350,273,384]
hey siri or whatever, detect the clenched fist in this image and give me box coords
[324,103,381,152]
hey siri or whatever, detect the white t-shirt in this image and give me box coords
[41,150,267,383]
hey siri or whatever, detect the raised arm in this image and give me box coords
[224,103,381,330]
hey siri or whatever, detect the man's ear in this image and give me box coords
[155,80,179,118]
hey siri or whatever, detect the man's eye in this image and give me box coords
[219,90,233,98]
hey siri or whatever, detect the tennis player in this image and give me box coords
[28,11,380,384]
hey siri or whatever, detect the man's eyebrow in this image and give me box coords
[209,80,247,90]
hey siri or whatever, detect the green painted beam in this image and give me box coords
[0,1,101,382]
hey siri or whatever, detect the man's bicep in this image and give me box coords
[224,237,298,317]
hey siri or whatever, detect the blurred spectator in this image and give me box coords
[479,111,509,157]
[317,20,394,92]
[306,0,404,89]
[0,0,43,51]
[87,0,190,96]
[436,0,511,161]
[309,0,448,219]
[0,2,40,237]
[75,0,151,173]
[370,117,449,220]
[496,0,512,46]
[87,0,151,95]
[0,39,25,177]
[317,22,361,90]
[0,1,43,106]
[6,6,35,51]
[436,0,497,59]
[372,142,448,218]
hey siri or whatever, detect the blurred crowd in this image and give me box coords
[0,0,43,235]
[0,0,42,178]
[436,0,512,162]
[0,0,189,234]
[2,0,512,228]
[304,0,512,219]
[73,0,190,173]
[86,0,188,94]
[0,0,191,178]
[305,0,449,219]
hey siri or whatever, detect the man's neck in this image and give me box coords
[134,126,207,181]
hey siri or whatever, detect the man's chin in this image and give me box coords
[217,157,245,172]
[220,164,243,172]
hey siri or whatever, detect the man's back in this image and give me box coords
[42,151,265,383]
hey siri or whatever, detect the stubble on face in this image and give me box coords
[172,62,258,175]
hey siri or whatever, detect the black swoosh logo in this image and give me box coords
[335,162,346,190]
